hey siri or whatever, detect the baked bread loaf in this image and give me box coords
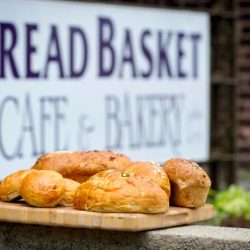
[125,161,170,197]
[163,158,211,208]
[32,150,131,182]
[31,151,88,183]
[74,169,169,213]
[20,170,65,207]
[0,169,35,201]
[59,178,80,207]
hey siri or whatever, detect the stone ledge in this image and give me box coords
[0,223,249,250]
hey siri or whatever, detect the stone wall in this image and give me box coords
[0,223,249,250]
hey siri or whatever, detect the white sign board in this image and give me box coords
[0,0,210,179]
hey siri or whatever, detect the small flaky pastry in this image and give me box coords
[0,169,35,201]
[20,170,65,207]
[125,161,171,197]
[32,150,131,183]
[74,169,169,213]
[59,178,80,207]
[163,158,211,208]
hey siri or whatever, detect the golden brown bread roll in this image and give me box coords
[32,150,131,183]
[20,170,65,207]
[59,178,80,207]
[0,169,35,201]
[163,158,211,208]
[74,169,169,213]
[125,161,171,197]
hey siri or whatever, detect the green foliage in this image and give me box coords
[208,185,250,226]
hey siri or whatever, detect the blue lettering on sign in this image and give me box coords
[26,24,39,78]
[105,93,184,154]
[0,94,69,160]
[0,23,19,78]
[141,30,153,78]
[98,17,115,77]
[0,17,201,80]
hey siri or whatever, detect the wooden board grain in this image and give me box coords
[0,201,214,231]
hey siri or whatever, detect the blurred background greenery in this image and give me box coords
[207,185,250,228]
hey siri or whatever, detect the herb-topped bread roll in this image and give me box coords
[0,169,35,201]
[74,169,169,213]
[59,178,80,207]
[32,150,131,183]
[125,161,170,197]
[163,158,211,208]
[20,170,65,207]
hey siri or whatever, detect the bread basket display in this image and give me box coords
[0,150,214,231]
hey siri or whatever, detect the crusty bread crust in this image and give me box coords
[163,158,211,208]
[125,161,171,197]
[74,169,169,213]
[20,170,65,207]
[59,178,80,207]
[32,150,131,182]
[32,151,87,181]
[0,169,35,201]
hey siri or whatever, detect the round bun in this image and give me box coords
[163,158,211,208]
[0,169,35,201]
[59,178,80,207]
[74,169,169,213]
[32,150,131,183]
[125,161,170,197]
[20,170,65,207]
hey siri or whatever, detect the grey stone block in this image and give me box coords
[0,223,249,250]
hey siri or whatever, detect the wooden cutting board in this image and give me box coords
[0,201,214,231]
